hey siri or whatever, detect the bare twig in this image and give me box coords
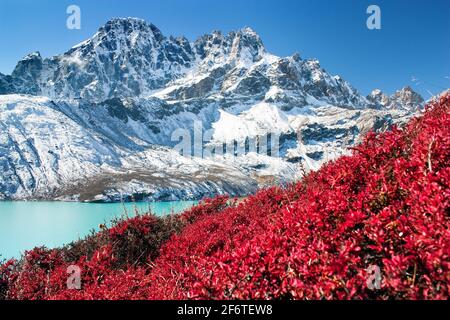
[427,137,435,173]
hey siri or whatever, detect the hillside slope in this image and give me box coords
[1,93,448,300]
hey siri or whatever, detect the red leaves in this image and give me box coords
[1,94,449,300]
[109,215,156,238]
[149,94,450,300]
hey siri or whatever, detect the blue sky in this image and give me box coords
[0,0,448,98]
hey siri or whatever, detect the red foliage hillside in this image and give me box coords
[1,93,449,300]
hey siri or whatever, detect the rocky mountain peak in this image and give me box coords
[394,86,421,99]
[98,17,164,44]
[12,51,43,76]
[0,17,425,111]
[390,86,424,111]
[228,27,265,63]
[367,87,424,111]
[291,52,302,62]
[20,51,42,61]
[367,89,390,107]
[10,51,43,95]
[71,17,166,55]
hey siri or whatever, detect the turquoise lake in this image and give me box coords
[0,201,197,260]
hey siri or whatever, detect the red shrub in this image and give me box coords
[0,198,232,300]
[146,94,450,300]
[1,93,449,300]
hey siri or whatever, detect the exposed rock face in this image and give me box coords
[10,52,43,95]
[367,89,390,108]
[367,87,424,111]
[389,86,425,111]
[2,18,373,108]
[0,73,13,95]
[0,18,425,201]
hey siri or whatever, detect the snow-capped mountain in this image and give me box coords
[0,18,424,201]
[2,18,368,107]
[367,87,424,111]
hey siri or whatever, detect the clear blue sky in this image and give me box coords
[0,0,448,98]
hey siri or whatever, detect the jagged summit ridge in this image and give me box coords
[0,17,382,109]
[367,86,424,111]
